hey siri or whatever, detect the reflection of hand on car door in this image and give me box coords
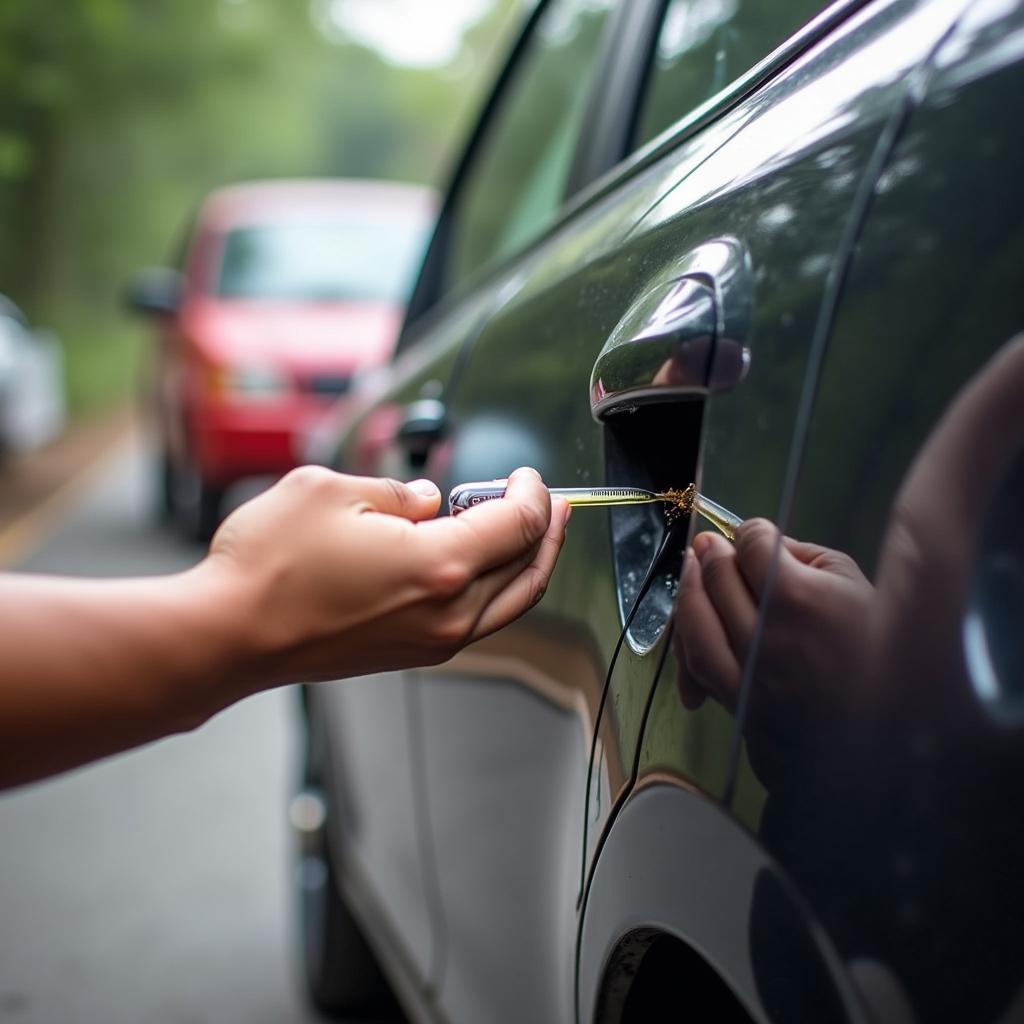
[673,333,1024,750]
[673,520,873,723]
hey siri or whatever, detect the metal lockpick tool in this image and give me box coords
[448,481,744,540]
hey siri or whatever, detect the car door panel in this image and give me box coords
[422,0,971,1013]
[316,0,981,1020]
[727,2,1024,1019]
[580,0,992,1015]
[419,0,924,1007]
[360,67,774,1015]
[411,665,585,1024]
[413,159,756,1024]
[313,674,437,985]
[620,0,972,832]
[399,142,723,1024]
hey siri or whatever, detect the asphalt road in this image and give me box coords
[0,437,331,1024]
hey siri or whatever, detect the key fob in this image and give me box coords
[448,480,510,515]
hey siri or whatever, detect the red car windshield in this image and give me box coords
[215,217,428,303]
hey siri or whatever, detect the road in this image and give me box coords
[0,436,337,1023]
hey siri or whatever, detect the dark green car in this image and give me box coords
[297,0,1024,1020]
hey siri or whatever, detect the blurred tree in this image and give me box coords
[0,0,523,356]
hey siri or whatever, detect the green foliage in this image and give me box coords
[53,309,145,418]
[0,0,523,416]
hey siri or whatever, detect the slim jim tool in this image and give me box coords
[448,481,744,540]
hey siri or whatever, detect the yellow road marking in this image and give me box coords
[0,433,133,569]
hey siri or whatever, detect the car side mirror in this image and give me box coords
[125,268,183,318]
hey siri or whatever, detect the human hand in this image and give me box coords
[203,465,569,689]
[673,519,873,723]
[663,334,1024,800]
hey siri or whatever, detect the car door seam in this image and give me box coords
[573,624,675,1024]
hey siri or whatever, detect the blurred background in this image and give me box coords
[0,4,528,1022]
[0,0,524,423]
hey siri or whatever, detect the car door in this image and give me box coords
[576,0,980,1018]
[720,1,1024,1020]
[335,0,975,1018]
[411,0,962,1018]
[421,0,978,1020]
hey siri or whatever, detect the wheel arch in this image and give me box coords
[578,780,865,1024]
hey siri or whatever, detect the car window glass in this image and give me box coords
[446,0,615,293]
[633,0,826,149]
[217,219,429,303]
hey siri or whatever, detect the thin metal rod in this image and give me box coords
[553,487,745,540]
[547,487,662,507]
[448,481,745,539]
[691,492,744,540]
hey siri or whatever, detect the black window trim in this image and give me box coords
[397,0,631,353]
[397,0,549,346]
[397,0,870,355]
[566,0,666,196]
[572,0,872,222]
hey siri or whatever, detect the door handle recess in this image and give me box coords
[590,237,752,421]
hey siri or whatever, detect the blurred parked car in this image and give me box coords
[298,1,1024,1023]
[128,179,435,538]
[0,295,65,460]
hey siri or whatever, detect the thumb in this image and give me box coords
[358,476,441,522]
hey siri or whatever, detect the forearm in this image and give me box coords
[0,467,566,790]
[0,563,259,789]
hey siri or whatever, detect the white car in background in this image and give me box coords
[0,296,65,459]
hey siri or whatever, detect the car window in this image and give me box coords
[216,218,429,303]
[633,0,826,149]
[445,0,615,293]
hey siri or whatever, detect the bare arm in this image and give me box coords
[0,466,569,789]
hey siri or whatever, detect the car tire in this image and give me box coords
[155,447,175,524]
[292,741,396,1020]
[172,454,224,543]
[296,807,394,1017]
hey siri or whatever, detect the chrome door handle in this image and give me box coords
[589,237,752,421]
[590,277,715,418]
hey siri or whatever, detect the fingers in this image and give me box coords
[674,547,742,710]
[354,474,442,522]
[691,532,757,661]
[422,467,553,576]
[468,498,570,641]
[732,518,783,599]
[737,519,867,592]
[782,535,868,582]
[781,535,835,565]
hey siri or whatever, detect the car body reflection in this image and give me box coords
[675,337,1024,1021]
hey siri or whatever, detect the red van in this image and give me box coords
[129,178,435,538]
